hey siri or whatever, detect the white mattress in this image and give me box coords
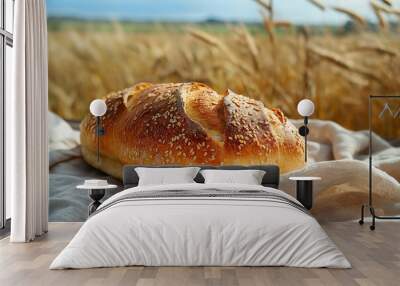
[50,183,350,269]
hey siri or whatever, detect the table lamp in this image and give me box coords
[89,99,107,162]
[297,99,315,163]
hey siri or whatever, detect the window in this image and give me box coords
[0,0,14,230]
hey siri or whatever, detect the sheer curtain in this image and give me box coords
[7,0,49,242]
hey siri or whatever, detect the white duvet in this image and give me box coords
[50,183,350,269]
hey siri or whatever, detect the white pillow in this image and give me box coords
[135,167,200,186]
[200,169,266,185]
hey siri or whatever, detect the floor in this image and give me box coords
[0,221,399,286]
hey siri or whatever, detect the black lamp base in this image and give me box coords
[95,116,105,162]
[298,116,309,163]
[298,125,309,136]
[296,180,313,210]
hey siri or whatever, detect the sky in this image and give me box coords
[46,0,399,25]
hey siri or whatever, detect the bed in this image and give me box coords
[50,165,350,269]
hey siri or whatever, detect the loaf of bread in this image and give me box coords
[80,82,304,179]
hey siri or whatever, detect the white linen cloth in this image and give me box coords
[282,120,400,221]
[50,183,350,269]
[7,0,49,242]
[49,111,80,151]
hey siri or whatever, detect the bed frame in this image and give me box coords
[122,165,280,189]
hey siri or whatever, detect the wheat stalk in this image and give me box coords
[372,6,387,29]
[262,17,275,44]
[186,27,253,75]
[254,0,275,43]
[187,28,223,47]
[346,44,398,57]
[370,0,396,29]
[391,8,400,15]
[371,0,392,13]
[308,44,382,84]
[261,0,278,99]
[332,6,367,26]
[379,0,393,7]
[371,0,400,20]
[306,0,326,11]
[253,0,272,13]
[239,24,260,70]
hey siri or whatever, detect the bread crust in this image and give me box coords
[80,82,304,179]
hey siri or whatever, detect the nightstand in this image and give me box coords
[289,177,321,210]
[77,184,118,215]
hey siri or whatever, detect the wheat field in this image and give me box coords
[48,5,400,137]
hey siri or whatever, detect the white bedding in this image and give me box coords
[50,183,351,269]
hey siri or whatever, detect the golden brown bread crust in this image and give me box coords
[80,82,304,179]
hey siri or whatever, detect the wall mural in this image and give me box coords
[47,0,400,222]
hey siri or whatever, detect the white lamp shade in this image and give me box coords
[297,99,315,117]
[90,99,107,117]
